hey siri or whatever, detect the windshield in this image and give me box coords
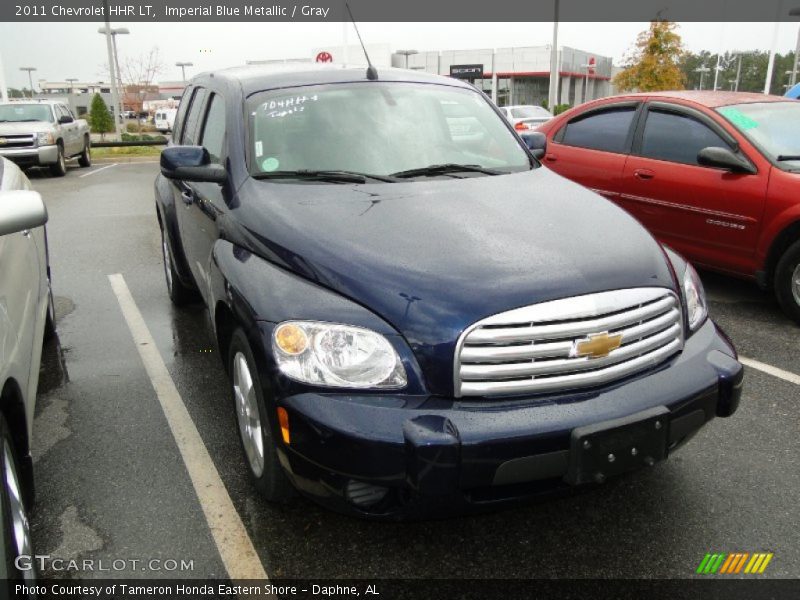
[717,102,800,169]
[0,103,54,123]
[510,106,552,119]
[247,82,532,179]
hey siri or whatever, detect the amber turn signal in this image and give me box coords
[277,407,290,445]
[274,323,309,355]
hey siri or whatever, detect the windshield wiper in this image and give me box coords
[253,169,395,183]
[390,163,503,179]
[776,155,800,161]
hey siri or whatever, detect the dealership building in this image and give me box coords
[396,46,613,107]
[250,43,613,108]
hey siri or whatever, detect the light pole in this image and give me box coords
[98,26,129,122]
[19,67,36,98]
[395,50,418,69]
[765,22,780,94]
[65,78,78,94]
[694,65,710,90]
[0,52,8,102]
[548,0,560,111]
[175,61,194,82]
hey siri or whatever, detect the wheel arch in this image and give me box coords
[0,378,34,499]
[765,219,800,288]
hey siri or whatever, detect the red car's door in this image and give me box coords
[619,102,768,276]
[542,102,641,202]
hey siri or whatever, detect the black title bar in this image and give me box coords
[3,0,800,22]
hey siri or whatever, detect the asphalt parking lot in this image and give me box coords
[25,160,800,581]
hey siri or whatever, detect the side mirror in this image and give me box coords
[161,146,227,184]
[520,131,547,159]
[0,191,48,236]
[697,146,755,174]
[58,115,74,124]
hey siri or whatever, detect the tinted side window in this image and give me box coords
[560,107,636,153]
[200,94,226,162]
[172,86,193,142]
[640,110,729,166]
[181,88,207,145]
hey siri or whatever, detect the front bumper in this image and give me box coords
[0,144,59,166]
[276,320,742,519]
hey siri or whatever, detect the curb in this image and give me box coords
[91,156,160,164]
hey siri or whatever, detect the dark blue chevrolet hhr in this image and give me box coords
[154,65,743,519]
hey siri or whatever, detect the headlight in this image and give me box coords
[272,321,407,389]
[682,264,708,332]
[36,132,55,146]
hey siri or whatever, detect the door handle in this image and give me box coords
[181,189,194,205]
[633,169,655,180]
[544,154,557,162]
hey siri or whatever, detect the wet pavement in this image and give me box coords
[24,161,800,580]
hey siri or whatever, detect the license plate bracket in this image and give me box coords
[565,406,669,485]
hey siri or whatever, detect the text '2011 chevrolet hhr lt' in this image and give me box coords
[154,66,743,519]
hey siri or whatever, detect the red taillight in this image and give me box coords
[514,121,528,131]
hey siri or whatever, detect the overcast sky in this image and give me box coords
[0,21,797,88]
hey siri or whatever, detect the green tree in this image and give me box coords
[614,20,686,92]
[88,93,113,140]
[680,50,796,94]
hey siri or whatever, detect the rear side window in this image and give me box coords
[560,107,636,154]
[640,109,730,166]
[181,88,207,145]
[200,94,226,162]
[172,87,193,142]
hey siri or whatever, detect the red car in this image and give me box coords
[532,91,800,323]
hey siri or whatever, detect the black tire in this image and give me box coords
[228,328,295,503]
[49,143,67,177]
[77,136,91,168]
[0,414,37,586]
[774,239,800,324]
[44,278,56,341]
[160,226,196,306]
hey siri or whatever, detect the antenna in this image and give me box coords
[344,2,378,81]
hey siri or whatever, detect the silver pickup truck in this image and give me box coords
[0,100,91,176]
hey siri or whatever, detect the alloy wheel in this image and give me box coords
[4,440,34,581]
[233,352,265,477]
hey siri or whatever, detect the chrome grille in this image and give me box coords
[0,135,35,149]
[455,288,683,397]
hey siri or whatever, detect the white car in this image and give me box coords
[0,157,52,586]
[498,105,553,132]
[154,108,178,133]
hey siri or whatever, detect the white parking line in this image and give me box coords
[108,273,268,581]
[79,163,118,178]
[740,356,800,386]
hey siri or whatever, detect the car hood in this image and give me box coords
[0,121,53,135]
[233,168,677,395]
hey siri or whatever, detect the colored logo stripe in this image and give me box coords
[698,552,773,574]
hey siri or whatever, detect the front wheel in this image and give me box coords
[1,414,36,585]
[49,144,66,177]
[774,240,800,324]
[228,328,295,503]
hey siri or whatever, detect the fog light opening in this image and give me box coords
[345,480,389,509]
[277,407,290,445]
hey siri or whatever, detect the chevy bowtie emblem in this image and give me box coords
[572,331,623,359]
[0,138,7,146]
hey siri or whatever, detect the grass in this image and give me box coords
[92,145,163,157]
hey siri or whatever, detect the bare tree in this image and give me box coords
[100,46,165,130]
